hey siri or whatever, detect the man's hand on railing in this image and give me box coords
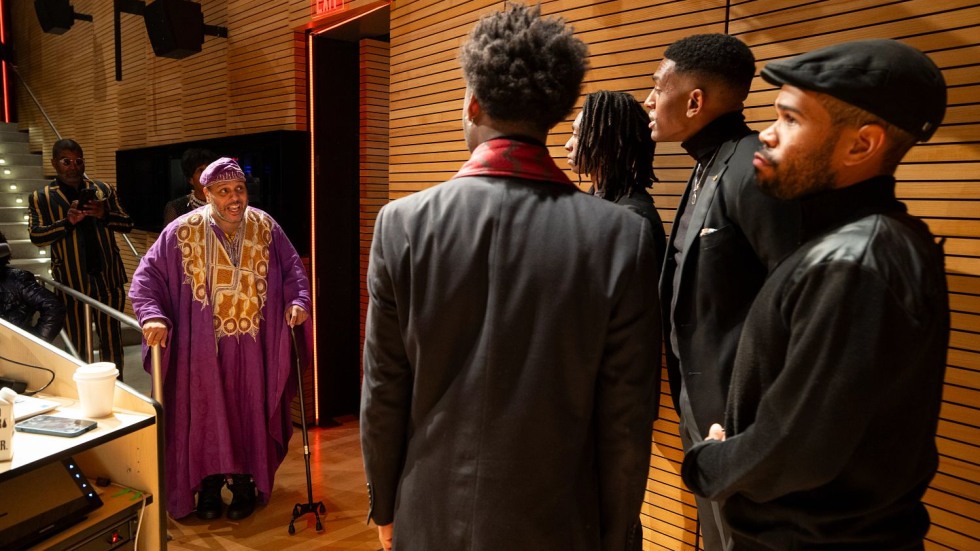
[142,318,169,348]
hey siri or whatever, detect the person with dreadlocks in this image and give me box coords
[360,4,661,551]
[566,90,667,265]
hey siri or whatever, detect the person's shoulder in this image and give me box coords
[797,213,938,279]
[6,267,39,285]
[244,206,283,230]
[32,181,57,198]
[796,213,944,313]
[379,179,459,214]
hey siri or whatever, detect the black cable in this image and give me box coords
[0,353,57,395]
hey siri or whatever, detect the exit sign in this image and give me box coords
[313,0,346,18]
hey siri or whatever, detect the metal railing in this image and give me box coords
[34,275,167,550]
[37,274,162,403]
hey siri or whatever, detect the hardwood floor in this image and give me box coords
[164,415,380,551]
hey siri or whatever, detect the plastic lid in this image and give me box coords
[73,362,119,380]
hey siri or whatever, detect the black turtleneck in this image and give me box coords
[681,111,753,164]
[799,175,905,241]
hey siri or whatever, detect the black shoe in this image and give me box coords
[195,474,226,520]
[227,474,257,520]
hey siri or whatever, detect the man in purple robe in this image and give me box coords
[130,157,312,521]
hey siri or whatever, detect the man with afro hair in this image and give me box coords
[361,4,661,550]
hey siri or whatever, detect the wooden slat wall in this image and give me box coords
[359,38,390,381]
[388,1,980,549]
[10,0,310,310]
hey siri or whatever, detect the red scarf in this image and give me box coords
[453,137,573,185]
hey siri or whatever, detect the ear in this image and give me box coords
[686,89,704,117]
[841,123,887,168]
[466,93,482,123]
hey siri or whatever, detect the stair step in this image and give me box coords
[1,178,50,192]
[0,207,31,223]
[0,130,29,143]
[6,237,49,260]
[0,152,43,167]
[0,221,30,240]
[8,258,51,278]
[0,142,32,155]
[0,194,33,208]
[0,165,44,180]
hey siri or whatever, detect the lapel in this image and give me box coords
[677,139,739,261]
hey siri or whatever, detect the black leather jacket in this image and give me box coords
[683,176,948,549]
[0,267,65,342]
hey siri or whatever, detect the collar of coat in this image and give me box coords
[453,137,573,185]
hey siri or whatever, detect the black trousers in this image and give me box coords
[62,281,126,380]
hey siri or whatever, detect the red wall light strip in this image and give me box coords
[307,33,320,424]
[0,0,9,123]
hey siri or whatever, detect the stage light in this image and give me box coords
[144,0,227,60]
[34,0,92,35]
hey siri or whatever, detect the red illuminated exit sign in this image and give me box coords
[313,0,346,19]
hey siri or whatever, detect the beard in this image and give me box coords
[756,136,838,200]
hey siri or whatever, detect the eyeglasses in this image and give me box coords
[57,158,84,167]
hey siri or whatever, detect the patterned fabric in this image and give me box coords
[129,205,312,519]
[176,210,271,340]
[453,137,573,185]
[28,178,133,370]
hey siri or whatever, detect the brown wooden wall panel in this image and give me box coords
[11,0,308,185]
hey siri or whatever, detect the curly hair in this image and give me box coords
[180,148,219,180]
[459,3,588,132]
[664,34,756,101]
[575,90,656,201]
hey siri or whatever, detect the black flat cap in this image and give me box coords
[761,39,946,141]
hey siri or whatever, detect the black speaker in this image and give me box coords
[143,0,204,59]
[34,0,74,35]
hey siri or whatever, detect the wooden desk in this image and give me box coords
[1,403,154,481]
[0,319,165,550]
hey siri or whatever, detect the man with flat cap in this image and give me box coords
[681,39,950,549]
[130,157,312,522]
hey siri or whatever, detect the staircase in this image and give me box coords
[0,121,50,277]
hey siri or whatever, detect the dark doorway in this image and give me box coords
[313,37,360,420]
[310,6,390,422]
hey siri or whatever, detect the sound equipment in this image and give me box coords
[34,0,74,35]
[143,0,204,59]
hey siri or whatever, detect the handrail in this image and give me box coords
[35,275,162,404]
[33,274,167,550]
[8,61,142,259]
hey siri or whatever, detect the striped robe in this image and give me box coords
[28,179,133,371]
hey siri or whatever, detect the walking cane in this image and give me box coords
[288,326,326,534]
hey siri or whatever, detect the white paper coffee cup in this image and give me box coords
[73,362,118,418]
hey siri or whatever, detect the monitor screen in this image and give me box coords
[0,457,103,550]
[115,130,311,254]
